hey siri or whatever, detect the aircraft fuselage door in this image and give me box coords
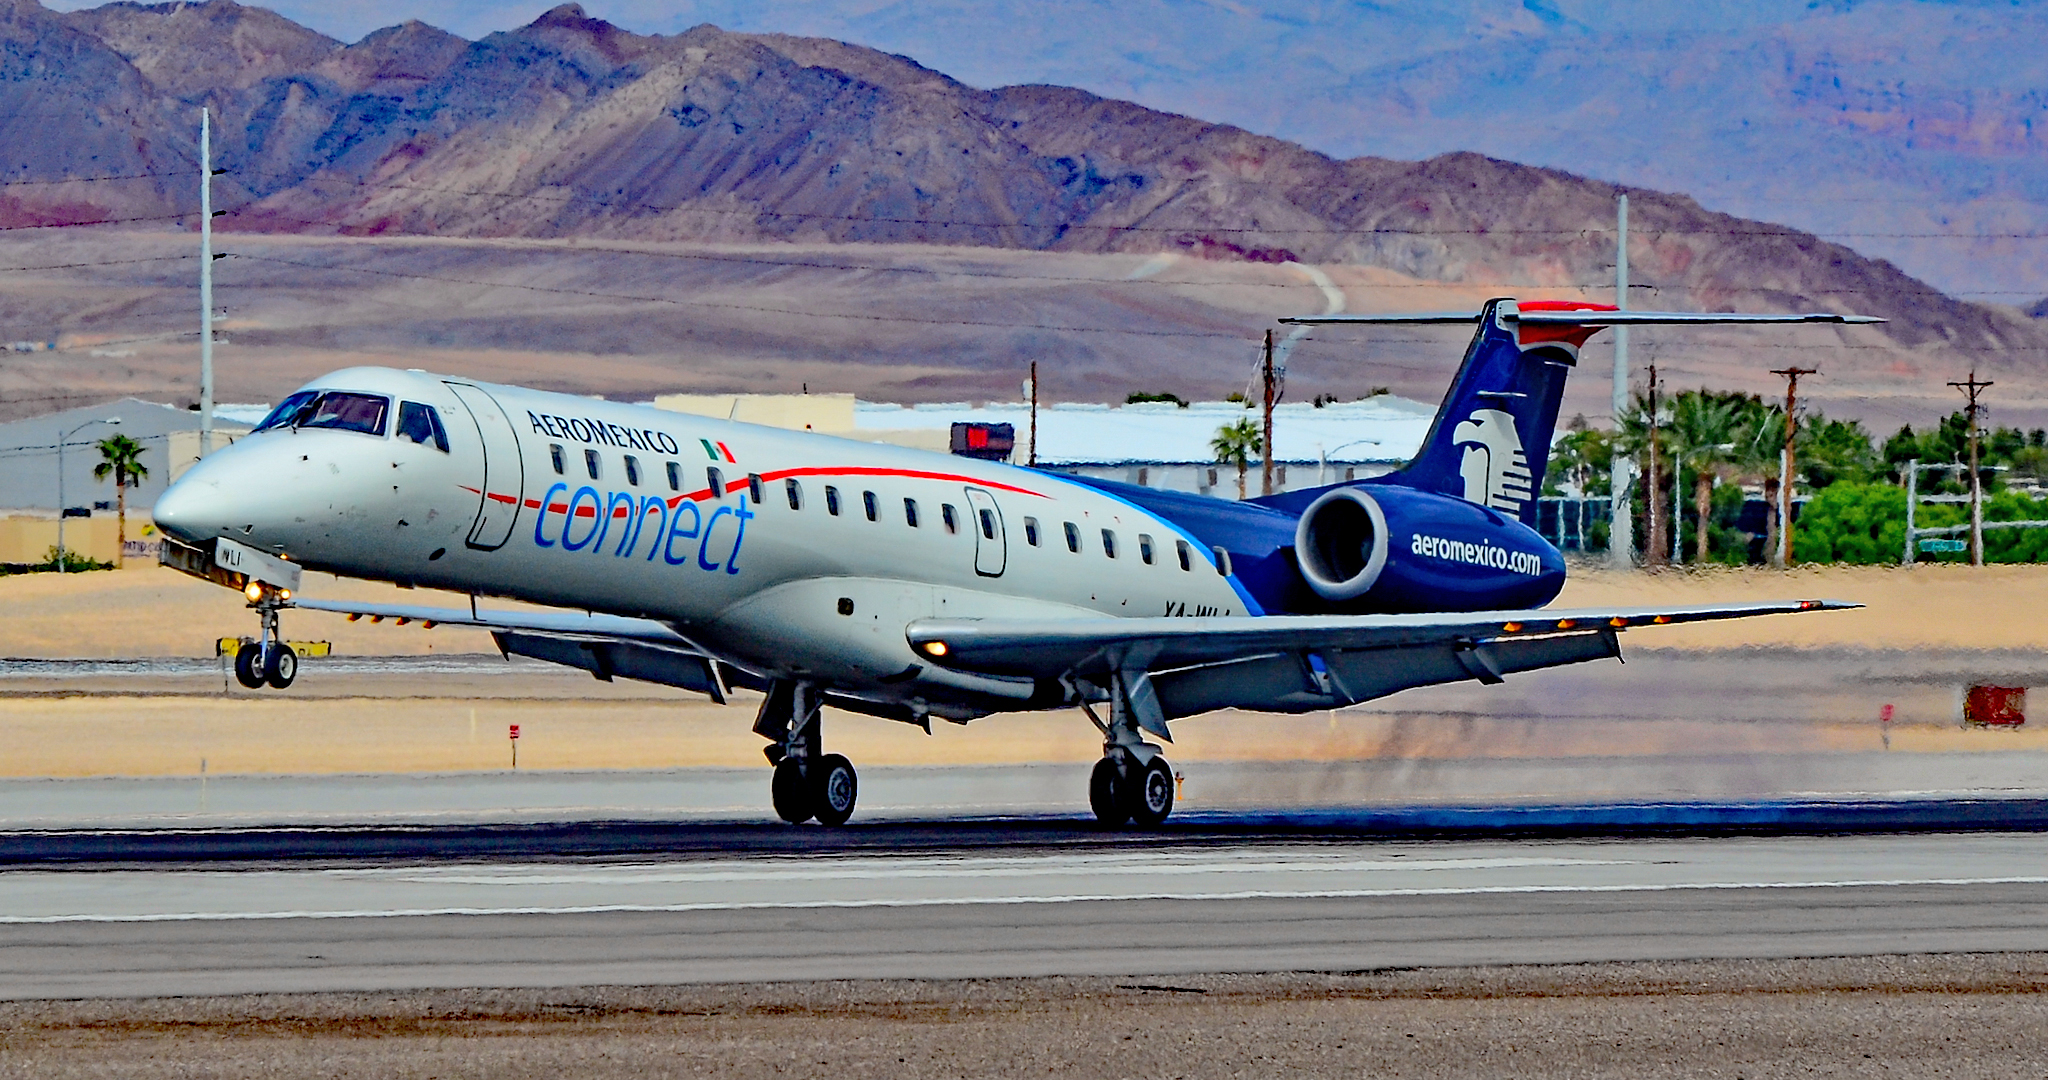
[444,381,526,551]
[963,486,1006,577]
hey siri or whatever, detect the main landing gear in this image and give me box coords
[756,680,858,826]
[232,595,296,690]
[1082,675,1175,828]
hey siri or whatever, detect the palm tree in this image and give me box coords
[1211,418,1261,500]
[1612,389,1670,565]
[93,434,148,568]
[1665,391,1743,563]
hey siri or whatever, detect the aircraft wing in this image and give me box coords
[905,599,1857,731]
[290,597,688,642]
[287,597,741,700]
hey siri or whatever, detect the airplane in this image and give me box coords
[150,298,1876,827]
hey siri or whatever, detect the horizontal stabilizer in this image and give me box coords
[1281,310,1884,326]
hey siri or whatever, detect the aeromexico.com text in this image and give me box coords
[1410,532,1545,576]
[528,410,682,456]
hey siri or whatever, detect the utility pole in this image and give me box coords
[1260,328,1276,497]
[1610,193,1634,569]
[1770,366,1818,567]
[199,106,216,457]
[1950,371,1994,566]
[1026,360,1038,467]
[1645,362,1663,567]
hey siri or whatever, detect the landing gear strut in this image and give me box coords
[233,596,296,690]
[1083,673,1175,828]
[756,680,858,826]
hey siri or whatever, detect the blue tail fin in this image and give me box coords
[1381,298,1596,528]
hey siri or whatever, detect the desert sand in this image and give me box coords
[2,559,2041,659]
[3,561,2045,777]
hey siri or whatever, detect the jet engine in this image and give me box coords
[1292,487,1390,602]
[1291,484,1567,613]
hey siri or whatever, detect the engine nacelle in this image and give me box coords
[1292,488,1391,601]
[1292,485,1566,613]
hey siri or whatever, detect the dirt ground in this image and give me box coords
[3,560,2043,659]
[1,954,2042,1079]
[4,562,2047,777]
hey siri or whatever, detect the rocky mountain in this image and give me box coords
[595,0,2048,304]
[3,0,2044,370]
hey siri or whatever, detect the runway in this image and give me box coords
[4,831,2046,998]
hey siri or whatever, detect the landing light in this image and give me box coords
[923,641,949,657]
[243,581,264,603]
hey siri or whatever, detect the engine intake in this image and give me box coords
[1293,487,1390,601]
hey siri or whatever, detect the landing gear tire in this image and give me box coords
[1128,756,1175,827]
[233,643,264,689]
[811,753,858,826]
[771,758,813,824]
[263,643,297,689]
[1089,756,1129,827]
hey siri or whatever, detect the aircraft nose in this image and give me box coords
[152,449,270,546]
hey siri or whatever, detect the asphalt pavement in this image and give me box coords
[3,832,2045,998]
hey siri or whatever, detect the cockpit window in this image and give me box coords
[253,391,318,432]
[267,391,390,437]
[396,401,449,452]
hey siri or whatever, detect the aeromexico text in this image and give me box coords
[528,411,682,456]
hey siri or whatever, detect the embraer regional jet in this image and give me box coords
[152,299,1873,827]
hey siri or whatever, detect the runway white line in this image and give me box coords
[354,854,1625,886]
[5,877,2047,924]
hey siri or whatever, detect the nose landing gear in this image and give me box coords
[758,680,859,826]
[232,591,297,690]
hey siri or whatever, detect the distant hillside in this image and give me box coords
[2,0,2044,365]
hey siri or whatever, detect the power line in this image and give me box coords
[286,175,2048,239]
[0,212,191,232]
[0,172,180,188]
[0,255,193,273]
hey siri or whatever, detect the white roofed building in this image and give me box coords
[657,392,1434,499]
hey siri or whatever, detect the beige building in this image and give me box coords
[0,512,141,567]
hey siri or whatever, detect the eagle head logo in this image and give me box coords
[1452,408,1534,513]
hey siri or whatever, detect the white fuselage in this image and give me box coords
[154,367,1254,718]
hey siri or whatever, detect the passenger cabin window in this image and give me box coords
[1063,522,1080,553]
[1101,529,1118,558]
[665,461,681,491]
[395,402,449,452]
[785,479,804,510]
[825,486,841,516]
[706,467,724,496]
[271,391,388,436]
[747,473,764,504]
[584,449,602,480]
[941,504,959,534]
[862,491,878,522]
[1023,517,1041,547]
[1176,539,1192,572]
[1212,545,1233,577]
[622,455,641,487]
[904,498,920,527]
[980,509,998,540]
[1138,534,1155,565]
[550,444,566,475]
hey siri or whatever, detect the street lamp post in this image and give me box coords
[55,417,119,573]
[1317,438,1382,486]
